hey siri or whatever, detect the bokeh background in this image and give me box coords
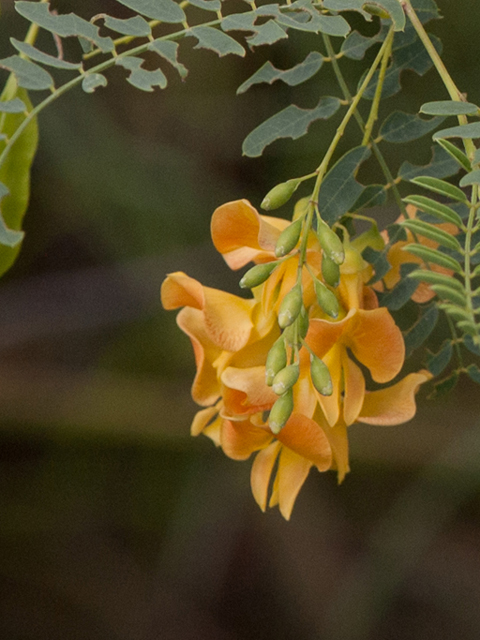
[1,1,480,638]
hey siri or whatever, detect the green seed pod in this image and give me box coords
[272,363,300,396]
[239,261,278,289]
[275,217,303,258]
[310,355,333,396]
[278,284,303,328]
[314,279,339,318]
[321,254,340,288]
[317,222,345,265]
[261,179,299,211]
[265,338,288,386]
[363,3,390,19]
[269,389,294,434]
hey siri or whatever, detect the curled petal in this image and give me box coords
[161,272,204,310]
[306,312,352,359]
[315,347,342,427]
[314,408,349,484]
[277,413,332,470]
[211,199,287,269]
[359,370,432,425]
[347,308,404,383]
[221,366,278,415]
[343,353,365,426]
[191,405,218,436]
[276,447,313,520]
[221,418,273,460]
[251,441,281,512]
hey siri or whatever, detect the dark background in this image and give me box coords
[0,1,480,638]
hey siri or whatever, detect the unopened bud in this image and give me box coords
[272,363,300,395]
[314,279,339,318]
[278,284,303,328]
[293,197,310,221]
[275,217,303,257]
[240,261,277,289]
[265,338,288,386]
[269,389,294,434]
[363,3,390,19]
[321,254,340,288]
[317,222,345,265]
[261,180,299,211]
[310,355,333,396]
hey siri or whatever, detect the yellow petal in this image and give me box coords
[203,414,223,446]
[277,412,332,469]
[177,307,221,406]
[293,349,317,420]
[161,272,204,310]
[359,370,432,425]
[347,308,405,383]
[221,418,273,460]
[277,447,313,520]
[342,352,365,426]
[191,405,218,436]
[221,366,278,416]
[251,441,281,512]
[306,312,352,359]
[313,407,350,482]
[315,347,342,427]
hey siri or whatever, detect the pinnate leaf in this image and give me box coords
[426,340,453,377]
[11,39,82,70]
[402,195,463,227]
[362,246,391,284]
[363,0,406,30]
[403,244,463,273]
[188,27,245,57]
[115,0,186,24]
[459,170,480,188]
[404,302,439,357]
[0,99,26,113]
[237,52,323,94]
[466,364,480,384]
[398,145,460,181]
[420,100,480,116]
[401,219,462,251]
[0,56,53,91]
[433,123,480,141]
[116,57,167,91]
[242,96,340,158]
[381,263,419,310]
[410,176,467,203]
[103,15,152,37]
[82,73,108,93]
[188,0,221,11]
[379,111,444,143]
[150,41,188,78]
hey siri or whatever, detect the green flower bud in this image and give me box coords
[261,180,299,211]
[265,338,288,386]
[239,261,278,289]
[293,197,310,221]
[317,222,344,265]
[269,389,294,434]
[363,3,390,19]
[314,279,339,319]
[272,363,300,395]
[278,284,303,328]
[275,217,303,258]
[283,305,309,346]
[297,305,309,340]
[321,254,340,288]
[310,355,333,396]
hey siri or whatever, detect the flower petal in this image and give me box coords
[277,412,332,469]
[203,287,255,352]
[161,272,204,310]
[315,347,342,427]
[306,312,352,359]
[251,441,281,512]
[221,418,273,460]
[277,447,313,520]
[342,352,365,426]
[191,405,218,436]
[347,308,405,383]
[221,366,278,415]
[359,370,431,425]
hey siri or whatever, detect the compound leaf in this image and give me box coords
[237,52,323,94]
[82,73,108,93]
[0,55,53,90]
[433,123,480,141]
[420,100,479,117]
[426,340,453,377]
[150,40,188,78]
[115,0,186,23]
[379,111,444,143]
[404,302,439,357]
[103,15,152,37]
[11,39,82,70]
[116,56,167,91]
[0,98,27,113]
[188,26,245,57]
[398,145,460,180]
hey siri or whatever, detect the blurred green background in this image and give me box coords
[1,1,480,638]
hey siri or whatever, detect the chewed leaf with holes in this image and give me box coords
[150,41,188,79]
[237,53,323,94]
[116,57,167,91]
[426,340,453,377]
[116,0,186,24]
[242,97,341,157]
[255,3,350,36]
[0,87,38,274]
[318,146,372,225]
[11,40,82,70]
[103,15,152,37]
[0,56,53,91]
[323,0,371,19]
[398,145,460,181]
[379,112,444,143]
[247,21,288,47]
[188,27,245,57]
[341,26,386,60]
[82,73,108,93]
[15,2,114,52]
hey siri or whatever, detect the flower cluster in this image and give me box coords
[161,199,431,519]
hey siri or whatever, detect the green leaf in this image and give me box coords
[381,263,419,310]
[323,0,371,19]
[318,146,372,225]
[0,87,38,273]
[473,149,480,165]
[430,284,466,306]
[398,145,460,181]
[362,246,391,284]
[412,0,440,23]
[402,219,461,251]
[81,73,108,93]
[242,96,340,158]
[237,52,323,95]
[188,26,245,57]
[0,187,24,247]
[350,184,387,211]
[438,303,472,323]
[402,195,464,227]
[150,40,188,79]
[457,320,479,337]
[188,0,221,11]
[426,340,453,376]
[429,370,458,398]
[403,244,463,273]
[404,302,439,356]
[0,55,53,90]
[362,0,406,30]
[435,139,471,172]
[221,12,257,32]
[15,2,115,52]
[410,176,467,203]
[0,98,26,113]
[115,0,186,23]
[459,170,480,188]
[408,268,464,290]
[103,15,152,37]
[386,222,407,243]
[464,335,480,356]
[466,363,480,384]
[116,57,167,91]
[379,111,444,143]
[433,123,480,141]
[10,39,82,70]
[341,27,386,60]
[256,3,350,36]
[247,20,288,47]
[420,100,480,116]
